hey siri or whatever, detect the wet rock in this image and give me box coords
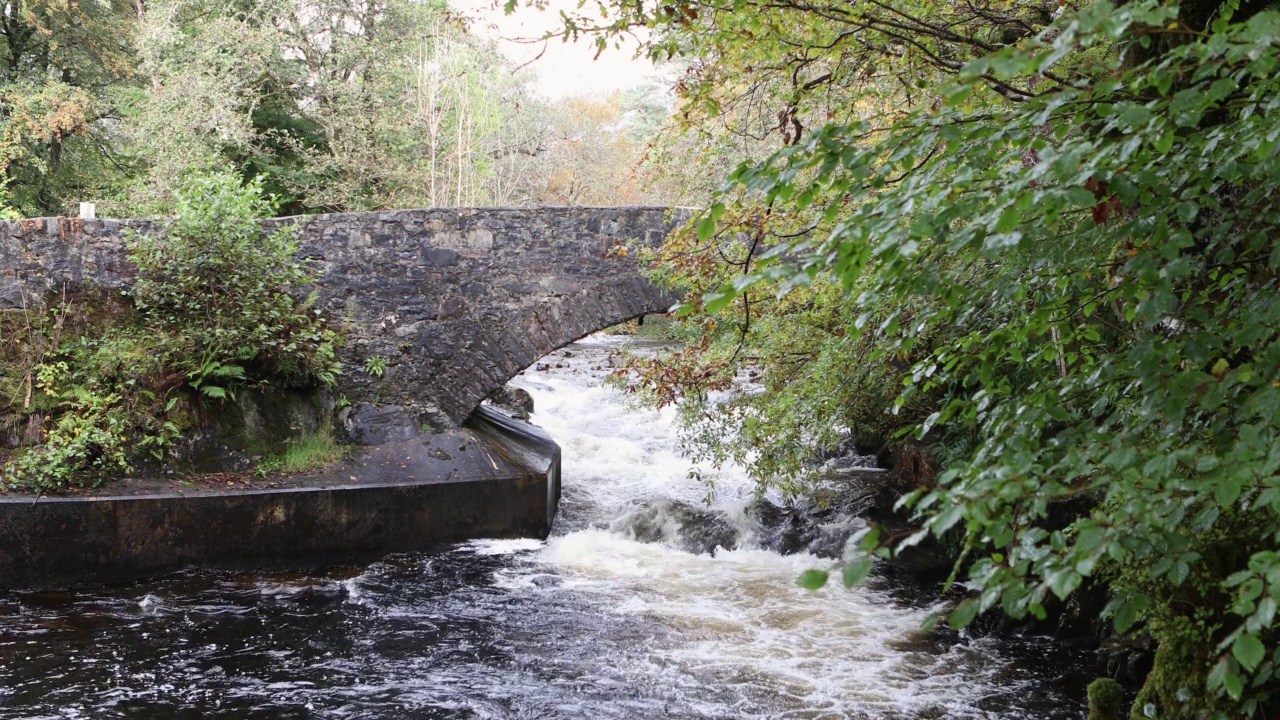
[486,385,534,421]
[829,453,880,470]
[1101,633,1156,686]
[810,429,886,477]
[610,499,740,555]
[813,430,861,464]
[750,500,824,556]
[339,403,420,446]
[750,488,892,559]
[0,414,35,448]
[861,490,954,589]
[162,388,327,473]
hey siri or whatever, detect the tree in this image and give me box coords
[0,0,139,216]
[523,0,1280,712]
[121,0,307,213]
[277,0,547,210]
[529,90,677,206]
[115,0,552,216]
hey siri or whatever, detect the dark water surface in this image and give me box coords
[0,337,1091,719]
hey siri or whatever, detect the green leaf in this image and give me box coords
[1233,633,1265,672]
[1216,478,1242,508]
[1208,655,1228,691]
[730,274,761,293]
[920,612,940,633]
[1208,657,1232,691]
[1249,596,1276,633]
[796,569,830,591]
[855,525,882,552]
[1113,594,1150,633]
[1211,358,1230,377]
[1224,670,1244,700]
[841,557,873,588]
[932,505,964,534]
[995,206,1021,233]
[702,286,736,314]
[1047,567,1082,600]
[949,599,979,629]
[943,83,974,107]
[696,217,716,241]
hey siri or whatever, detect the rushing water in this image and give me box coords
[0,335,1091,719]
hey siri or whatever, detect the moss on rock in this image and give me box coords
[1088,678,1123,720]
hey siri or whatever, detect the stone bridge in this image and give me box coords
[0,207,685,436]
[0,206,690,586]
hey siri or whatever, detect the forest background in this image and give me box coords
[0,0,682,218]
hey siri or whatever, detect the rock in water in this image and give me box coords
[486,385,535,420]
[610,499,740,555]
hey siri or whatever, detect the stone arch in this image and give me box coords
[435,274,677,423]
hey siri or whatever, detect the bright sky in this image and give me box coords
[453,0,661,99]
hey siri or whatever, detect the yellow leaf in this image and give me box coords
[1211,358,1230,378]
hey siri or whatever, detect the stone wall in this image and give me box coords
[0,207,684,430]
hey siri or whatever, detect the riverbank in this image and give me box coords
[0,407,560,588]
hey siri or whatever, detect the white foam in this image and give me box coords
[137,594,165,614]
[504,336,1030,716]
[464,538,546,556]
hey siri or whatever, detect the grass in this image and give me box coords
[256,422,345,477]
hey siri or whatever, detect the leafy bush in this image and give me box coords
[5,373,131,492]
[3,170,342,490]
[626,0,1280,713]
[128,171,342,390]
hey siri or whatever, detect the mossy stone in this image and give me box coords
[1088,678,1123,720]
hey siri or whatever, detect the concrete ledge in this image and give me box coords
[0,407,559,588]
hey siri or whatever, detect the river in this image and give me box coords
[0,335,1091,719]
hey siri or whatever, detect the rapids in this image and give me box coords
[0,335,1090,719]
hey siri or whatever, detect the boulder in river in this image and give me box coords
[610,499,741,555]
[486,384,535,421]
